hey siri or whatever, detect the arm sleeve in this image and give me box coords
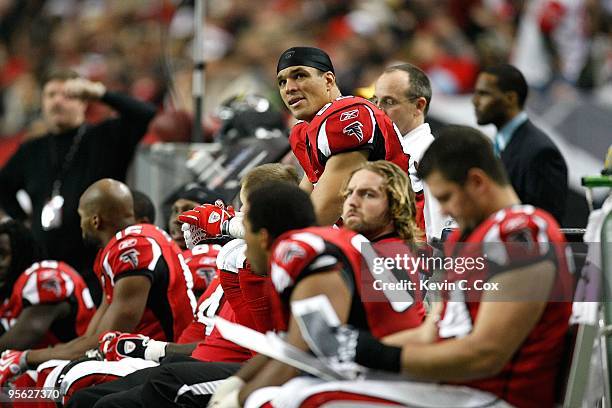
[483,212,558,278]
[269,238,340,298]
[21,267,73,306]
[318,104,377,162]
[218,270,256,330]
[239,269,275,333]
[0,145,27,220]
[524,148,568,223]
[104,236,159,284]
[99,91,156,150]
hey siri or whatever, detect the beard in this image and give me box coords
[82,233,102,249]
[344,214,391,240]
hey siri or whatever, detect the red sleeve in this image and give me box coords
[219,271,256,330]
[21,261,74,306]
[495,211,555,265]
[289,121,317,183]
[269,234,339,297]
[239,268,275,332]
[104,236,159,283]
[317,104,377,160]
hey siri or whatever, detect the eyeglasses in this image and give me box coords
[370,95,419,109]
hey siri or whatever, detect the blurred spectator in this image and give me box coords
[0,70,155,301]
[472,64,568,223]
[131,189,156,225]
[1,0,611,131]
[511,0,598,92]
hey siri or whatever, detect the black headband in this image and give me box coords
[277,47,334,74]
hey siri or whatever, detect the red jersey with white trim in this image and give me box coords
[269,226,425,338]
[94,224,197,342]
[0,260,96,347]
[289,96,409,184]
[186,276,253,363]
[183,244,221,296]
[441,205,573,408]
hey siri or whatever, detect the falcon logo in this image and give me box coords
[208,212,221,224]
[41,279,62,297]
[197,267,217,284]
[283,50,295,59]
[343,121,364,142]
[119,249,140,268]
[276,241,307,265]
[340,109,358,121]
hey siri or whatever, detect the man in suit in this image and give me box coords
[473,64,568,223]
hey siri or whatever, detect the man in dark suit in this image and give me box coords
[473,64,568,223]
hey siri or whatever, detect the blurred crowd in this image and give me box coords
[1,0,612,145]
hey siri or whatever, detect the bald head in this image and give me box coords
[78,179,136,247]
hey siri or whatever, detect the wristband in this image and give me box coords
[355,331,402,373]
[19,350,30,371]
[222,215,244,239]
[144,340,168,362]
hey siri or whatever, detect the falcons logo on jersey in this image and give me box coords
[276,241,307,265]
[119,249,140,268]
[41,278,63,297]
[196,267,216,285]
[343,121,364,142]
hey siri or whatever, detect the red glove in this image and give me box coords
[99,331,167,362]
[178,201,235,238]
[98,330,121,356]
[0,350,28,386]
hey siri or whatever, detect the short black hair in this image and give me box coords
[481,64,528,108]
[247,182,316,241]
[417,125,509,186]
[385,64,432,114]
[131,190,156,224]
[0,220,41,298]
[162,183,223,228]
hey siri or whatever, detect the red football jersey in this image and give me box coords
[183,244,221,296]
[94,224,197,342]
[187,277,253,363]
[0,260,96,347]
[288,96,409,184]
[441,205,573,408]
[268,226,425,338]
[288,96,424,231]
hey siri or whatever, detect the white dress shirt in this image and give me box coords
[399,123,454,240]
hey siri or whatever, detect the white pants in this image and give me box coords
[42,358,158,401]
[245,377,514,408]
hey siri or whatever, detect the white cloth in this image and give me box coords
[216,239,247,273]
[59,358,158,398]
[400,123,452,239]
[246,377,513,408]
